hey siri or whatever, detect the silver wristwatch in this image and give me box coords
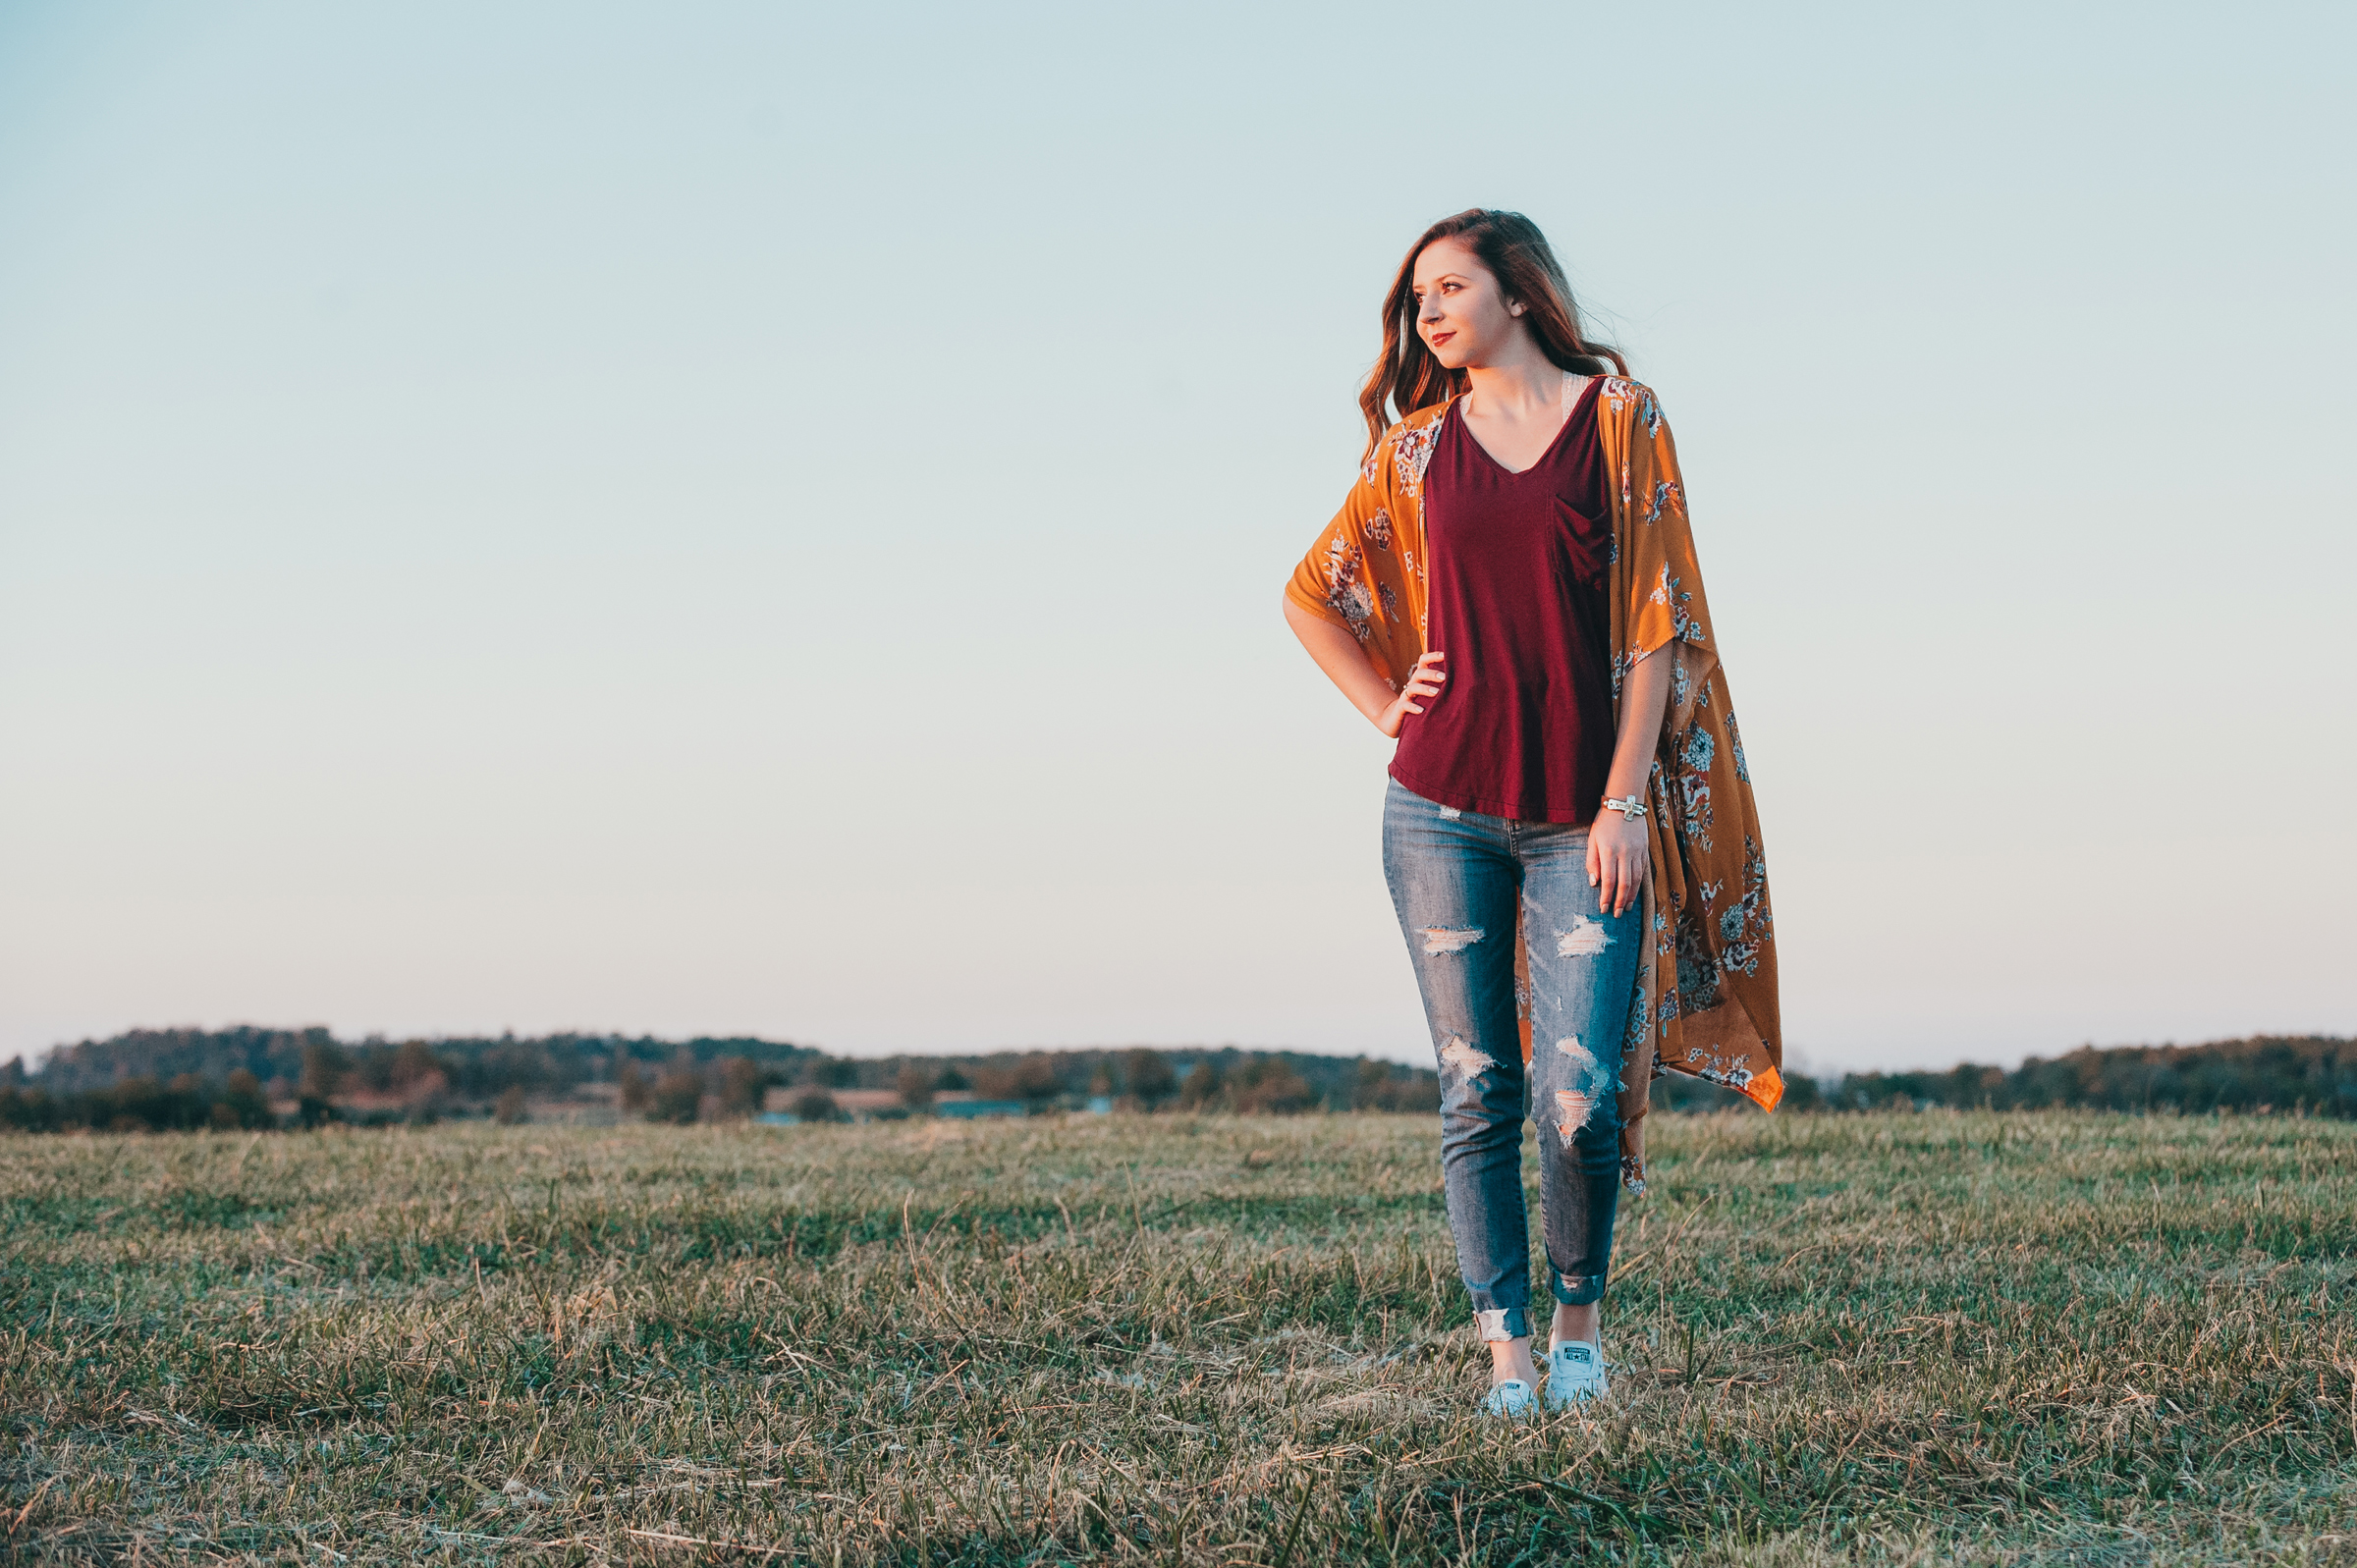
[1600,794,1649,821]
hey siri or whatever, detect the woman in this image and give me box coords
[1284,210,1782,1418]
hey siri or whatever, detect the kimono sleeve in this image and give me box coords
[1284,449,1416,687]
[1618,391,1784,1118]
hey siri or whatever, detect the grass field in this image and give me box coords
[3,1110,2354,1565]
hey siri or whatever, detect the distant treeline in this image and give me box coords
[0,1028,1439,1132]
[1823,1036,2355,1117]
[21,1025,815,1099]
[605,1045,1439,1124]
[3,1028,2347,1134]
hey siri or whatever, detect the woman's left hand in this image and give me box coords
[1587,804,1650,918]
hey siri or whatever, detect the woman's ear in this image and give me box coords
[1507,299,1526,318]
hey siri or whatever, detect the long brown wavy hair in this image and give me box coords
[1359,208,1627,461]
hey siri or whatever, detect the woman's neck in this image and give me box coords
[1459,344,1564,421]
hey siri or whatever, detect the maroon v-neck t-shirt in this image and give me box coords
[1389,378,1616,825]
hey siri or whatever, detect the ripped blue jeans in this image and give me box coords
[1382,778,1644,1341]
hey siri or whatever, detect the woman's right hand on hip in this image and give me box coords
[1377,650,1447,737]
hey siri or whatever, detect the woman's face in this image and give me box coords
[1412,239,1522,370]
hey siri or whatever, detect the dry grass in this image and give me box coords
[3,1109,2354,1564]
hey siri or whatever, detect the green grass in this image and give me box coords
[3,1110,2354,1565]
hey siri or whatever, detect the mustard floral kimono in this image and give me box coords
[1286,379,1783,1164]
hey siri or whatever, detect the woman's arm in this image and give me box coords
[1588,648,1673,917]
[1283,596,1445,739]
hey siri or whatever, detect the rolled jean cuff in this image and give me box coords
[1473,1306,1530,1342]
[1551,1270,1606,1307]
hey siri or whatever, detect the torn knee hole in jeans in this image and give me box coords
[1439,1037,1499,1078]
[1420,926,1483,955]
[1556,916,1615,957]
[1552,1036,1614,1136]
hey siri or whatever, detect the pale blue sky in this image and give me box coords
[3,2,2350,1073]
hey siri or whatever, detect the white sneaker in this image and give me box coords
[1480,1378,1539,1419]
[1544,1340,1609,1409]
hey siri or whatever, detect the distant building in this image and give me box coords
[931,1091,1028,1119]
[759,1087,908,1123]
[753,1087,1035,1122]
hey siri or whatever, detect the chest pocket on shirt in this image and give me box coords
[1553,497,1612,591]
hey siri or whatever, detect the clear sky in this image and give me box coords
[3,2,2350,1075]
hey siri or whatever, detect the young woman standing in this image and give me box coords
[1284,210,1783,1418]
